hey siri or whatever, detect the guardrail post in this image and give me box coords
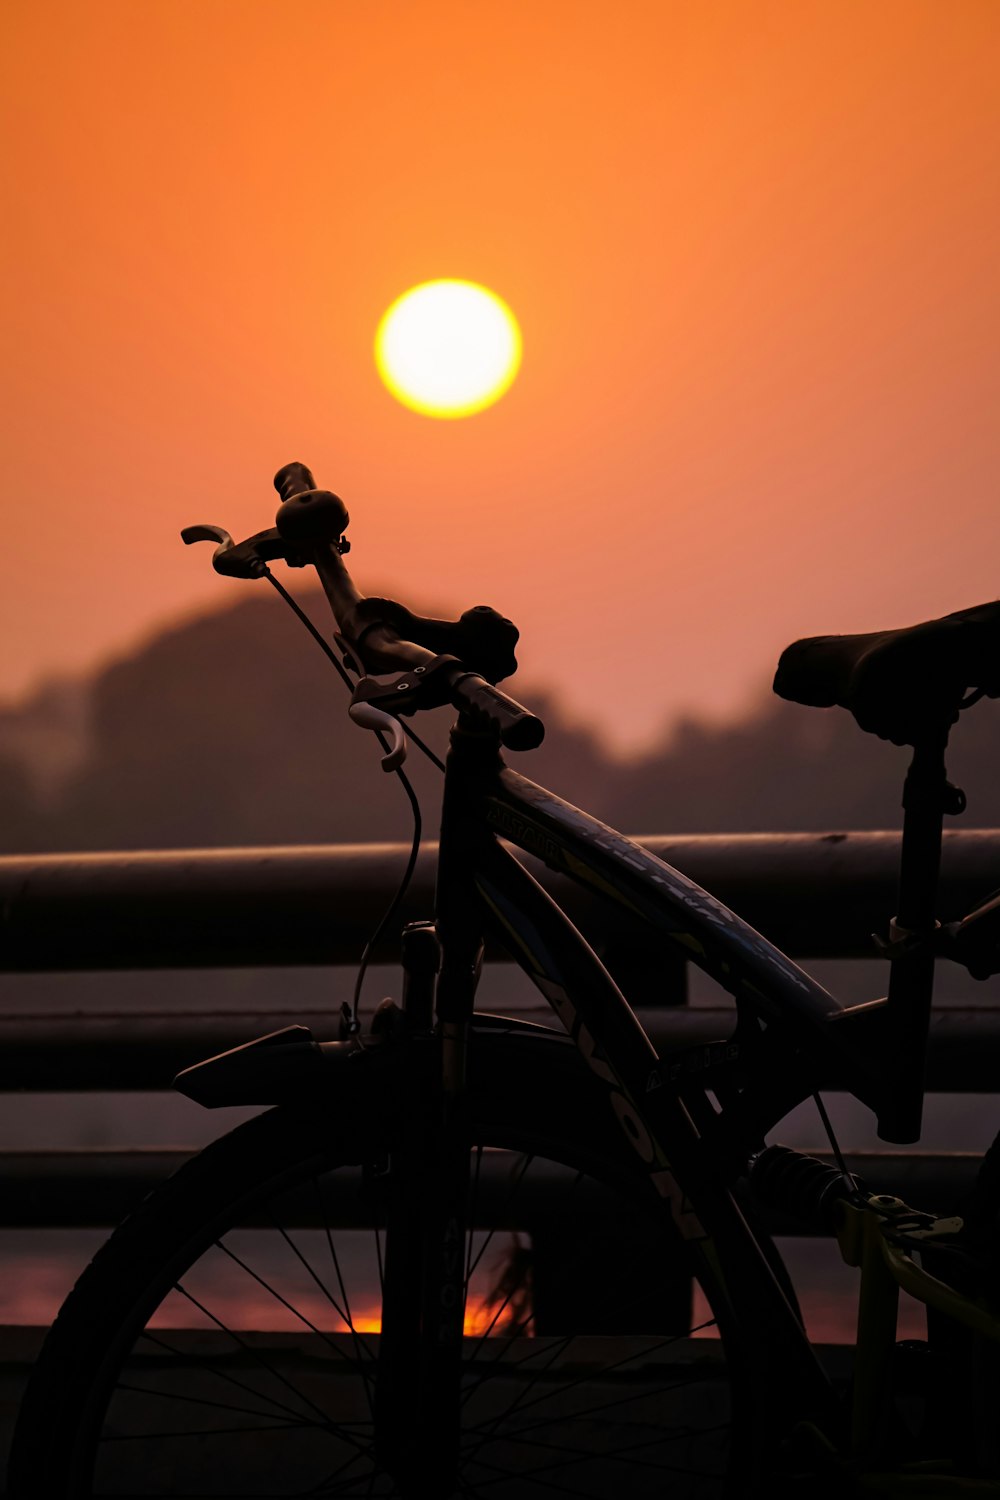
[527,1207,692,1334]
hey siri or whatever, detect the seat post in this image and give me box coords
[878,735,950,1143]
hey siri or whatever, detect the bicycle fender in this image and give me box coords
[172,1025,363,1107]
[172,1014,564,1110]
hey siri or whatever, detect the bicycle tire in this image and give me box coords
[9,1028,756,1498]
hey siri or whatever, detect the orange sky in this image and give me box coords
[3,0,999,751]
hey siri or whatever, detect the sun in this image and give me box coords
[375,280,522,419]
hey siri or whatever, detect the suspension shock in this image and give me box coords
[751,1144,855,1232]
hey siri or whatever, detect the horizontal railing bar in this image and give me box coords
[3,831,1000,970]
[0,1006,994,1091]
[0,1147,977,1231]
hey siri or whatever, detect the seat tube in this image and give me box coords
[880,736,948,1143]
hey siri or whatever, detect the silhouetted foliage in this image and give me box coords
[2,591,1000,854]
[0,593,611,853]
[0,754,45,851]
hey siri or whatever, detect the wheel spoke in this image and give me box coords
[462,1160,666,1394]
[310,1175,380,1354]
[466,1415,731,1467]
[465,1361,726,1454]
[294,1446,373,1497]
[168,1280,347,1435]
[211,1234,376,1393]
[465,1153,535,1284]
[372,1195,385,1300]
[458,1449,601,1497]
[463,1320,720,1460]
[461,1333,579,1459]
[465,1145,485,1294]
[110,1378,309,1428]
[280,1188,380,1385]
[134,1328,339,1433]
[463,1417,730,1491]
[101,1419,315,1442]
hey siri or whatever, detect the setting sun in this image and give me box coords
[374,280,522,418]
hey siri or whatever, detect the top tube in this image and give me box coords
[486,765,843,1033]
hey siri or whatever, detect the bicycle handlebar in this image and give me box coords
[450,672,545,749]
[271,463,544,751]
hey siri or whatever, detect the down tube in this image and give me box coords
[472,833,838,1435]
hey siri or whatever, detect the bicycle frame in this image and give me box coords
[402,720,904,1474]
[175,716,936,1485]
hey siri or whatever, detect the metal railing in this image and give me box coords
[1,831,998,1231]
[5,828,1000,967]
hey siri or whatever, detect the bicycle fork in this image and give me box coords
[375,898,484,1492]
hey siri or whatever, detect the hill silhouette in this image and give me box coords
[3,590,1000,854]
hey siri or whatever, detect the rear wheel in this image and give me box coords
[9,1033,754,1498]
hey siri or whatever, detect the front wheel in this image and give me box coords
[9,1030,755,1498]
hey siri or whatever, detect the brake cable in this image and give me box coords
[263,569,446,772]
[812,1089,856,1193]
[262,567,444,1027]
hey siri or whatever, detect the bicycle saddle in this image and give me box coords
[773,600,1000,746]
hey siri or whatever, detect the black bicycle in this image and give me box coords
[11,463,1000,1497]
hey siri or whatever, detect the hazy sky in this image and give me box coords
[3,0,999,750]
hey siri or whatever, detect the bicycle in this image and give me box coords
[10,461,1000,1497]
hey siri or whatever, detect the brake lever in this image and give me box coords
[348,702,408,772]
[181,524,304,579]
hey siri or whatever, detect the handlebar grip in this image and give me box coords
[451,673,545,751]
[274,463,317,503]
